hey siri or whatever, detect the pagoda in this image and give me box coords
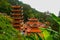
[21,18,44,34]
[11,5,24,30]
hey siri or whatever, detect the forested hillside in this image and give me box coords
[0,13,22,40]
[0,0,59,40]
[0,0,59,31]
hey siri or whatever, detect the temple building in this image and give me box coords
[21,18,47,35]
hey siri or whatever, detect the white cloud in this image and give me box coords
[19,0,60,16]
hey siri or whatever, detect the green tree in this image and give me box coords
[0,0,11,14]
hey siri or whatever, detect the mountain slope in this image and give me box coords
[0,13,20,40]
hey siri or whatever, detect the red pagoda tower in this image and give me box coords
[11,6,24,30]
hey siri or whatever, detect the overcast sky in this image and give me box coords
[19,0,60,16]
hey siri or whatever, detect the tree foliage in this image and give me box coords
[0,0,11,14]
[0,13,21,40]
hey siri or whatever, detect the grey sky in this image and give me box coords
[19,0,60,16]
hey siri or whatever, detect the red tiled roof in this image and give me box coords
[11,6,21,8]
[27,28,41,33]
[11,10,21,12]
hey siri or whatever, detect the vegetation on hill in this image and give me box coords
[0,0,59,40]
[0,13,21,40]
[0,0,11,15]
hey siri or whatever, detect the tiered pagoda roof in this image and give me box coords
[11,5,24,30]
